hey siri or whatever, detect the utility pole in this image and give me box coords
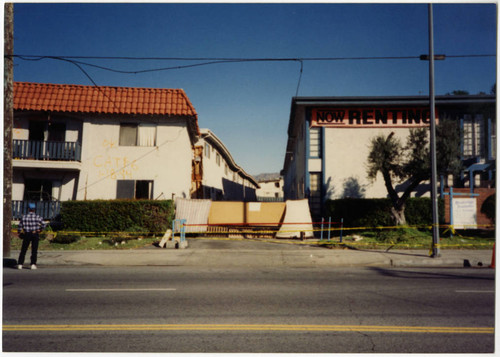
[4,3,13,258]
[428,4,440,258]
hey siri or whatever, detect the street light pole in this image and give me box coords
[428,4,440,258]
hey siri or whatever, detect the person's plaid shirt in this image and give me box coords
[18,212,46,233]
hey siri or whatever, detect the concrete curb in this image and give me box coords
[5,246,494,269]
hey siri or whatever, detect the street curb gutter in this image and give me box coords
[4,248,494,269]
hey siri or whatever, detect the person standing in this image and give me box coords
[17,203,45,270]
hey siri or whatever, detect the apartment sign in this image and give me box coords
[311,108,438,128]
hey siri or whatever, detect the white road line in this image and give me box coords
[66,288,176,292]
[455,290,494,293]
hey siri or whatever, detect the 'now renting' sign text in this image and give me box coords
[311,108,438,128]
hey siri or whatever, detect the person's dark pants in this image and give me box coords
[17,231,39,266]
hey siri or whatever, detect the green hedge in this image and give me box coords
[324,197,444,227]
[481,194,495,223]
[60,200,175,234]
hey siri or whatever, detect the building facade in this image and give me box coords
[256,174,284,201]
[193,129,258,201]
[282,95,496,219]
[12,82,200,218]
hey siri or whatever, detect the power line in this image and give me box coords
[17,55,123,112]
[10,53,495,83]
[10,53,495,76]
[8,54,496,61]
[10,52,496,118]
[295,60,303,97]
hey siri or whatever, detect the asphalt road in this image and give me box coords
[3,266,495,353]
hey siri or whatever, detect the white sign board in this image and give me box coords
[452,198,477,229]
[248,202,261,212]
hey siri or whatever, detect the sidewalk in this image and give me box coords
[5,238,494,268]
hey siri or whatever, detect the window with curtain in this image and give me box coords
[119,123,157,146]
[137,124,157,146]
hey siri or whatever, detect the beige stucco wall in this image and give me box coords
[323,127,431,199]
[12,113,194,201]
[77,117,193,200]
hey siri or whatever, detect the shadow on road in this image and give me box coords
[368,266,495,280]
[3,258,17,268]
[343,245,428,258]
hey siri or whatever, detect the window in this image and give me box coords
[309,172,322,216]
[309,127,322,158]
[216,153,221,166]
[119,124,137,146]
[24,179,53,201]
[463,115,485,158]
[204,143,211,159]
[491,121,496,159]
[137,124,156,146]
[116,180,153,199]
[275,181,280,188]
[119,124,157,146]
[225,164,229,176]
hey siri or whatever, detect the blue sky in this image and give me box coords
[12,2,497,176]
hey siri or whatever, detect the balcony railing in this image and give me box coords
[13,140,82,162]
[12,200,61,220]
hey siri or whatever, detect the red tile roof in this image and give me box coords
[14,81,198,124]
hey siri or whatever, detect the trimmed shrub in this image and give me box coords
[324,197,444,228]
[60,200,175,234]
[405,198,445,226]
[325,198,392,228]
[51,231,81,244]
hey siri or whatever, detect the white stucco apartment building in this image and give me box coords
[12,82,201,217]
[255,174,284,201]
[282,95,496,218]
[194,129,259,201]
[12,82,260,219]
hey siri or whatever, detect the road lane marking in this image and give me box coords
[3,324,494,334]
[65,288,176,292]
[455,290,495,293]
